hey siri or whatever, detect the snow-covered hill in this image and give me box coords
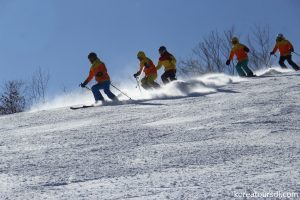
[1,68,300,200]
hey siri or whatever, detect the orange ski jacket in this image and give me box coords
[228,43,249,62]
[84,59,110,84]
[272,39,294,56]
[138,56,157,76]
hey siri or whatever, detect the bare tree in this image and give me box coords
[247,25,272,69]
[0,80,26,115]
[178,27,237,77]
[177,58,205,78]
[28,67,50,104]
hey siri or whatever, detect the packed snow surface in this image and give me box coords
[1,68,300,199]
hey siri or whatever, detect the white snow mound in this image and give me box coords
[30,73,240,111]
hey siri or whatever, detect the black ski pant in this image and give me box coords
[279,55,300,70]
[161,69,177,84]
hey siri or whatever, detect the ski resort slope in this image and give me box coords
[1,69,300,200]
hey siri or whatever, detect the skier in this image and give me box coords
[80,52,118,103]
[226,37,255,77]
[156,46,177,84]
[134,51,160,90]
[270,33,300,71]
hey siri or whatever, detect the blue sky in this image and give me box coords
[0,0,299,96]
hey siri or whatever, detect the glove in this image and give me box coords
[80,81,88,88]
[226,60,230,66]
[133,72,140,78]
[270,51,274,55]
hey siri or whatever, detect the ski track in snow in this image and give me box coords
[0,68,300,199]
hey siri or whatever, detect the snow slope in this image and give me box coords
[1,68,300,200]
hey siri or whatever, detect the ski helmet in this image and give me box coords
[137,51,146,59]
[277,33,284,39]
[231,37,239,44]
[88,52,97,60]
[276,33,284,42]
[159,46,167,54]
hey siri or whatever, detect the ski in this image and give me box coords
[70,105,95,110]
[70,99,135,110]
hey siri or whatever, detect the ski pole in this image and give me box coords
[110,83,133,100]
[267,55,272,68]
[84,86,91,91]
[79,83,91,91]
[293,51,300,57]
[135,77,142,93]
